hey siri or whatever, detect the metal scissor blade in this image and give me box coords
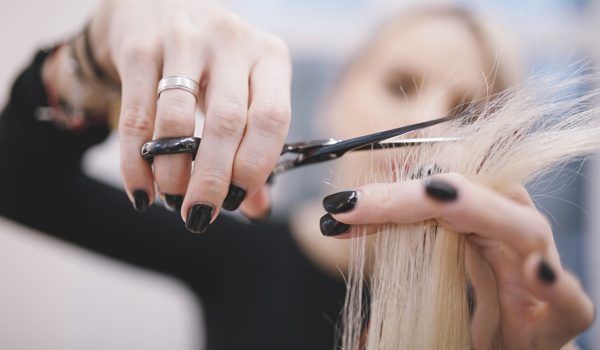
[281,139,339,155]
[352,136,463,151]
[301,114,461,162]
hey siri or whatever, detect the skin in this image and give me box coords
[86,0,289,223]
[293,15,594,349]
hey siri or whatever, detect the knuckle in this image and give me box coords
[214,13,245,40]
[506,183,533,205]
[121,43,158,67]
[251,103,291,136]
[165,22,201,52]
[533,212,552,237]
[211,104,247,138]
[168,22,189,36]
[264,35,289,56]
[566,289,595,334]
[197,171,230,193]
[236,154,273,181]
[580,300,596,331]
[120,106,154,137]
[526,211,552,249]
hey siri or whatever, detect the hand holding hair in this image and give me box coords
[322,175,593,349]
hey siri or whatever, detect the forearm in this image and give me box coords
[0,48,112,171]
[41,28,120,130]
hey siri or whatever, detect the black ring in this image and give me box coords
[141,136,200,161]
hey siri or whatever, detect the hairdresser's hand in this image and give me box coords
[88,0,291,230]
[320,173,594,349]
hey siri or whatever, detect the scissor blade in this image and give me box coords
[304,114,461,161]
[353,136,463,151]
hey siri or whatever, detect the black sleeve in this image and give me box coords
[0,50,349,350]
[0,50,257,287]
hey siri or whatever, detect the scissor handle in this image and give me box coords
[141,136,339,161]
[141,136,200,161]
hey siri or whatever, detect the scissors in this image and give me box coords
[141,114,463,178]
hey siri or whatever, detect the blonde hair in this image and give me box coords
[339,74,600,349]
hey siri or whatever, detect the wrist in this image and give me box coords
[41,39,119,131]
[83,19,119,83]
[87,7,119,82]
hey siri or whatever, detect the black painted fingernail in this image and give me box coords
[424,179,458,201]
[323,191,358,214]
[266,173,276,186]
[538,260,556,284]
[320,213,351,237]
[163,194,184,212]
[222,184,247,211]
[186,204,214,233]
[133,190,149,212]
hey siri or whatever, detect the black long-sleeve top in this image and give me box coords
[0,50,346,350]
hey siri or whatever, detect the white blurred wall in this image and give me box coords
[0,1,201,349]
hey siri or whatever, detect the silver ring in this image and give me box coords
[157,76,199,99]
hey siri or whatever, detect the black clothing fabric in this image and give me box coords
[0,50,346,350]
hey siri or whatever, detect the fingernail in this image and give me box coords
[163,194,184,212]
[186,204,214,233]
[320,213,350,237]
[222,184,247,211]
[249,206,272,224]
[424,179,458,202]
[538,260,556,284]
[323,191,358,214]
[133,190,149,212]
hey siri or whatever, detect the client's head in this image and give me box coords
[327,6,521,139]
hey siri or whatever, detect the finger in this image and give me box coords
[224,42,291,212]
[182,55,251,232]
[505,183,535,207]
[322,174,551,255]
[239,185,272,220]
[153,34,205,212]
[523,253,595,338]
[117,44,160,212]
[504,183,561,261]
[465,242,501,349]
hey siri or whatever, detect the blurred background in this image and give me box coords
[1,0,599,349]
